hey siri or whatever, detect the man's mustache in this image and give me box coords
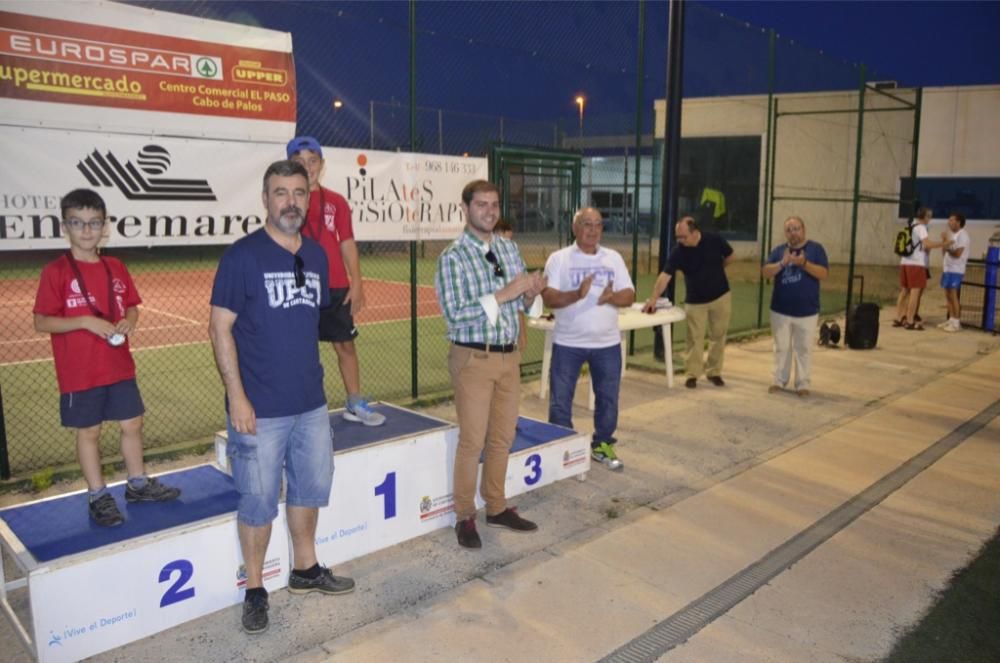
[281,206,303,219]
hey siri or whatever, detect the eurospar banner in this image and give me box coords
[0,2,485,250]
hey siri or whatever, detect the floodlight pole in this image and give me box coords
[654,0,684,361]
[657,0,684,276]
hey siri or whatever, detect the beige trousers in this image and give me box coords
[448,344,521,520]
[684,291,732,379]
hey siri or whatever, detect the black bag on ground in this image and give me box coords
[846,275,879,350]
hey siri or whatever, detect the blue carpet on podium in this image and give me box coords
[0,465,239,562]
[511,418,577,452]
[330,403,451,451]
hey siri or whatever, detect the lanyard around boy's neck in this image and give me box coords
[65,251,115,321]
[301,188,325,241]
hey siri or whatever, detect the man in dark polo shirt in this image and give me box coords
[643,216,734,388]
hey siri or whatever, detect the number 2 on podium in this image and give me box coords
[159,559,195,607]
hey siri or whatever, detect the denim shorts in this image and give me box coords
[940,271,963,290]
[226,404,334,526]
[59,378,145,428]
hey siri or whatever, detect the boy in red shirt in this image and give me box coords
[33,189,180,527]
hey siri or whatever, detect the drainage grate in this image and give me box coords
[598,399,1000,663]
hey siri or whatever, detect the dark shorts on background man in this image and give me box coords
[318,288,359,342]
[899,265,928,289]
[59,378,145,428]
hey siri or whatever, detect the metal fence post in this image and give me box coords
[409,0,419,399]
[845,64,867,314]
[629,0,646,356]
[756,28,776,329]
[0,385,10,480]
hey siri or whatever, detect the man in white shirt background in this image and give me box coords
[938,212,971,332]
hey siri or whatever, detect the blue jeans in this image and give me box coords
[226,404,334,526]
[548,343,622,444]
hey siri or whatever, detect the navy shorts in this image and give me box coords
[59,378,145,428]
[318,287,359,342]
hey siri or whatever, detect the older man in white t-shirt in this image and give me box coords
[895,207,950,331]
[938,212,971,332]
[542,208,635,470]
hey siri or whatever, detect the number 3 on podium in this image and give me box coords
[524,454,542,485]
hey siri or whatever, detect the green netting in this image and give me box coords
[0,0,916,476]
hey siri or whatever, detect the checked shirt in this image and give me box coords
[435,230,530,345]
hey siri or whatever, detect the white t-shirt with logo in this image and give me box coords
[900,222,929,267]
[544,244,635,348]
[943,228,971,274]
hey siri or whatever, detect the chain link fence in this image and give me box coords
[0,1,915,477]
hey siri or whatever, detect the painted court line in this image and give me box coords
[0,314,447,367]
[598,399,1000,663]
[138,305,203,326]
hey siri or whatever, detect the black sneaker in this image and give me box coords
[486,507,538,532]
[455,517,482,549]
[287,566,355,595]
[241,593,269,634]
[125,477,182,503]
[89,493,124,527]
[685,377,697,389]
[707,376,725,387]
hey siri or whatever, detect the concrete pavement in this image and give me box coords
[3,299,997,662]
[317,337,999,662]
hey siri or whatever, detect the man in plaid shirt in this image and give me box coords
[435,180,546,549]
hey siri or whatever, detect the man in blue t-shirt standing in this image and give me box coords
[761,216,829,397]
[643,216,734,388]
[209,160,355,636]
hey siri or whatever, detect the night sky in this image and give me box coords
[701,1,1000,88]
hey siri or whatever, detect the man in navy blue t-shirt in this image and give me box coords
[761,216,829,397]
[209,160,355,635]
[643,216,734,388]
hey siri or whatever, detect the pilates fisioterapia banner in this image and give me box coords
[0,128,488,249]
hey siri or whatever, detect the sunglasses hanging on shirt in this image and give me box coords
[484,249,505,278]
[64,251,126,347]
[293,254,306,288]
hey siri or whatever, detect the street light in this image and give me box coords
[332,99,343,110]
[574,95,586,141]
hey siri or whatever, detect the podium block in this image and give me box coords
[217,404,591,568]
[0,466,289,663]
[2,404,589,661]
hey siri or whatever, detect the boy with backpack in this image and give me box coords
[893,207,949,330]
[33,189,181,527]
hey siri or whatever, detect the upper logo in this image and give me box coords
[77,144,217,201]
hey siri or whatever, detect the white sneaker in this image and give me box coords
[343,398,386,426]
[944,319,961,333]
[936,320,952,329]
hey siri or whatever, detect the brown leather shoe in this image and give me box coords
[707,376,725,387]
[685,377,697,389]
[486,507,537,532]
[455,517,482,549]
